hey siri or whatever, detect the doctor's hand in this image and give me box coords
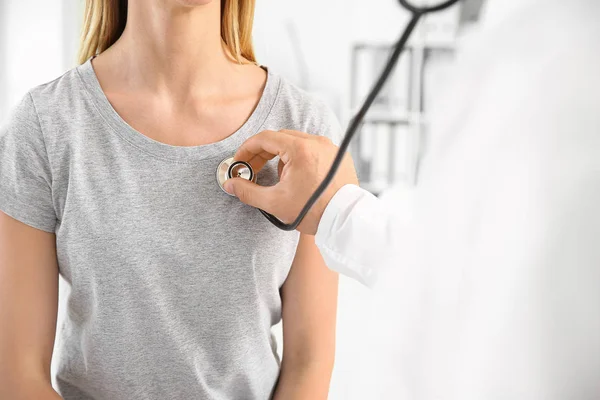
[224,130,358,235]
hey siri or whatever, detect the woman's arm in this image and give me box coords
[0,212,62,400]
[273,234,339,400]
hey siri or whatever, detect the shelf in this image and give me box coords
[366,111,411,124]
[350,30,458,189]
[353,42,455,52]
[348,109,417,125]
[361,117,410,125]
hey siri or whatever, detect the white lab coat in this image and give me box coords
[315,0,600,398]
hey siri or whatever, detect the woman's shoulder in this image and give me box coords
[27,63,89,112]
[1,63,94,174]
[1,64,80,142]
[265,69,343,144]
[7,62,96,142]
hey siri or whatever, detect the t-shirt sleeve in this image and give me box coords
[317,101,344,147]
[303,95,344,146]
[0,93,57,233]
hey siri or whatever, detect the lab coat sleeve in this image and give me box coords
[315,184,401,287]
[536,160,600,399]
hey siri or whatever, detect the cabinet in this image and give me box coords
[349,11,459,194]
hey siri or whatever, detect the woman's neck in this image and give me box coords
[108,0,237,96]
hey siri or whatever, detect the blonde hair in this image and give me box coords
[78,0,257,65]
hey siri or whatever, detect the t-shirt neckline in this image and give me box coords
[76,58,281,163]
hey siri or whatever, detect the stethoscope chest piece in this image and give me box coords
[217,157,257,196]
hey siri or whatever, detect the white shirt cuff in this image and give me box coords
[315,184,377,287]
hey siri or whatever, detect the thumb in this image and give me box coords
[224,178,271,210]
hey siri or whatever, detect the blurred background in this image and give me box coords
[0,0,486,398]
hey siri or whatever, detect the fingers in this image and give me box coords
[279,129,313,139]
[234,130,295,165]
[233,129,318,174]
[242,151,276,175]
[223,178,275,212]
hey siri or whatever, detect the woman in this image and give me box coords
[0,0,339,399]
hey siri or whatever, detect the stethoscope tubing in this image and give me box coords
[257,0,462,231]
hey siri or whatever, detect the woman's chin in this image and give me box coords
[173,0,215,7]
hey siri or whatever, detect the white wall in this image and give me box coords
[0,0,82,117]
[3,0,65,109]
[253,0,353,118]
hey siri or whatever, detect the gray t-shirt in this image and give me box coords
[0,60,341,400]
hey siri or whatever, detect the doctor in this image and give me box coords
[225,0,600,398]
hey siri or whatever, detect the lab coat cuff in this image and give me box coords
[317,184,365,239]
[316,184,377,287]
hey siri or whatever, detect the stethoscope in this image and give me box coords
[217,0,462,231]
